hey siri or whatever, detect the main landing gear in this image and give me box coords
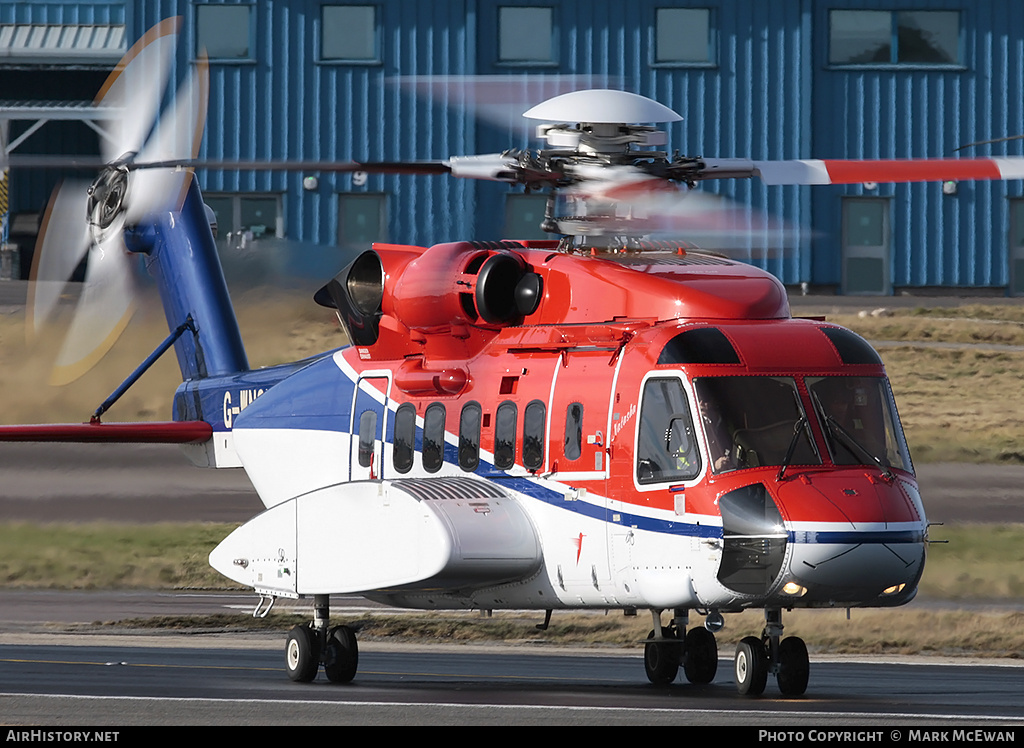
[643,609,719,686]
[734,609,809,697]
[285,595,359,683]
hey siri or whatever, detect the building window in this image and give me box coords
[829,10,959,66]
[338,193,387,252]
[321,5,378,62]
[655,8,712,64]
[205,193,282,244]
[504,193,548,239]
[196,4,254,61]
[498,6,554,64]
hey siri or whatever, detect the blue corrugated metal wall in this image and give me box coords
[8,1,1024,290]
[2,2,127,232]
[812,0,1024,289]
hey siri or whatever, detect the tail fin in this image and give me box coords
[128,177,248,381]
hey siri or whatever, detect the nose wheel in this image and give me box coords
[733,609,809,697]
[643,610,719,686]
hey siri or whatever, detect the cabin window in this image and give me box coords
[392,402,416,474]
[563,402,583,461]
[636,378,700,484]
[522,399,546,471]
[423,402,446,473]
[459,401,482,471]
[494,401,517,470]
[357,410,377,468]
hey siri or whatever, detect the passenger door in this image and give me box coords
[349,374,391,480]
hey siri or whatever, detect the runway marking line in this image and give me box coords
[0,655,637,683]
[2,692,1024,723]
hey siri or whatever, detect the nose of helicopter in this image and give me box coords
[777,471,927,604]
[716,472,927,605]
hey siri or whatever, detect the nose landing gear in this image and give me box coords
[643,609,720,686]
[733,608,809,697]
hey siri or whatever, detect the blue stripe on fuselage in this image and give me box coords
[222,354,922,546]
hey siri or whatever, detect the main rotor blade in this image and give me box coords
[698,157,1024,185]
[127,159,454,175]
[0,157,455,175]
[26,180,91,341]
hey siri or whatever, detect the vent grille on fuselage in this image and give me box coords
[394,476,508,502]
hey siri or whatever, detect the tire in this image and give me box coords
[776,636,809,697]
[285,624,320,683]
[644,628,680,685]
[324,625,359,684]
[734,636,768,696]
[682,627,718,684]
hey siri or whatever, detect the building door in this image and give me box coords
[842,197,890,295]
[338,193,387,252]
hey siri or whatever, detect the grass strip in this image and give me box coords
[2,522,1022,603]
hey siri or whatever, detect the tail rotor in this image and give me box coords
[27,16,208,385]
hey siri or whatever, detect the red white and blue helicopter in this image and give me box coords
[5,19,1023,696]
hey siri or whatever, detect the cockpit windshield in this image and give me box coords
[693,376,819,474]
[806,376,912,474]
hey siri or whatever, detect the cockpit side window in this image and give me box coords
[636,378,701,484]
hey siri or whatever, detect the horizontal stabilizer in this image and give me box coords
[0,421,212,444]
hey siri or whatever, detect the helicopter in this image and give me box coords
[5,18,1024,697]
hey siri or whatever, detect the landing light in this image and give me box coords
[781,582,807,597]
[882,583,906,595]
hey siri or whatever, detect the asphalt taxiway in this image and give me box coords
[1,435,1023,725]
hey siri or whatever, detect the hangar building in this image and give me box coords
[2,0,1023,295]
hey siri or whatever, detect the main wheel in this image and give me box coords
[682,627,718,684]
[285,624,320,683]
[324,625,359,683]
[734,636,768,696]
[644,628,680,685]
[776,636,809,697]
